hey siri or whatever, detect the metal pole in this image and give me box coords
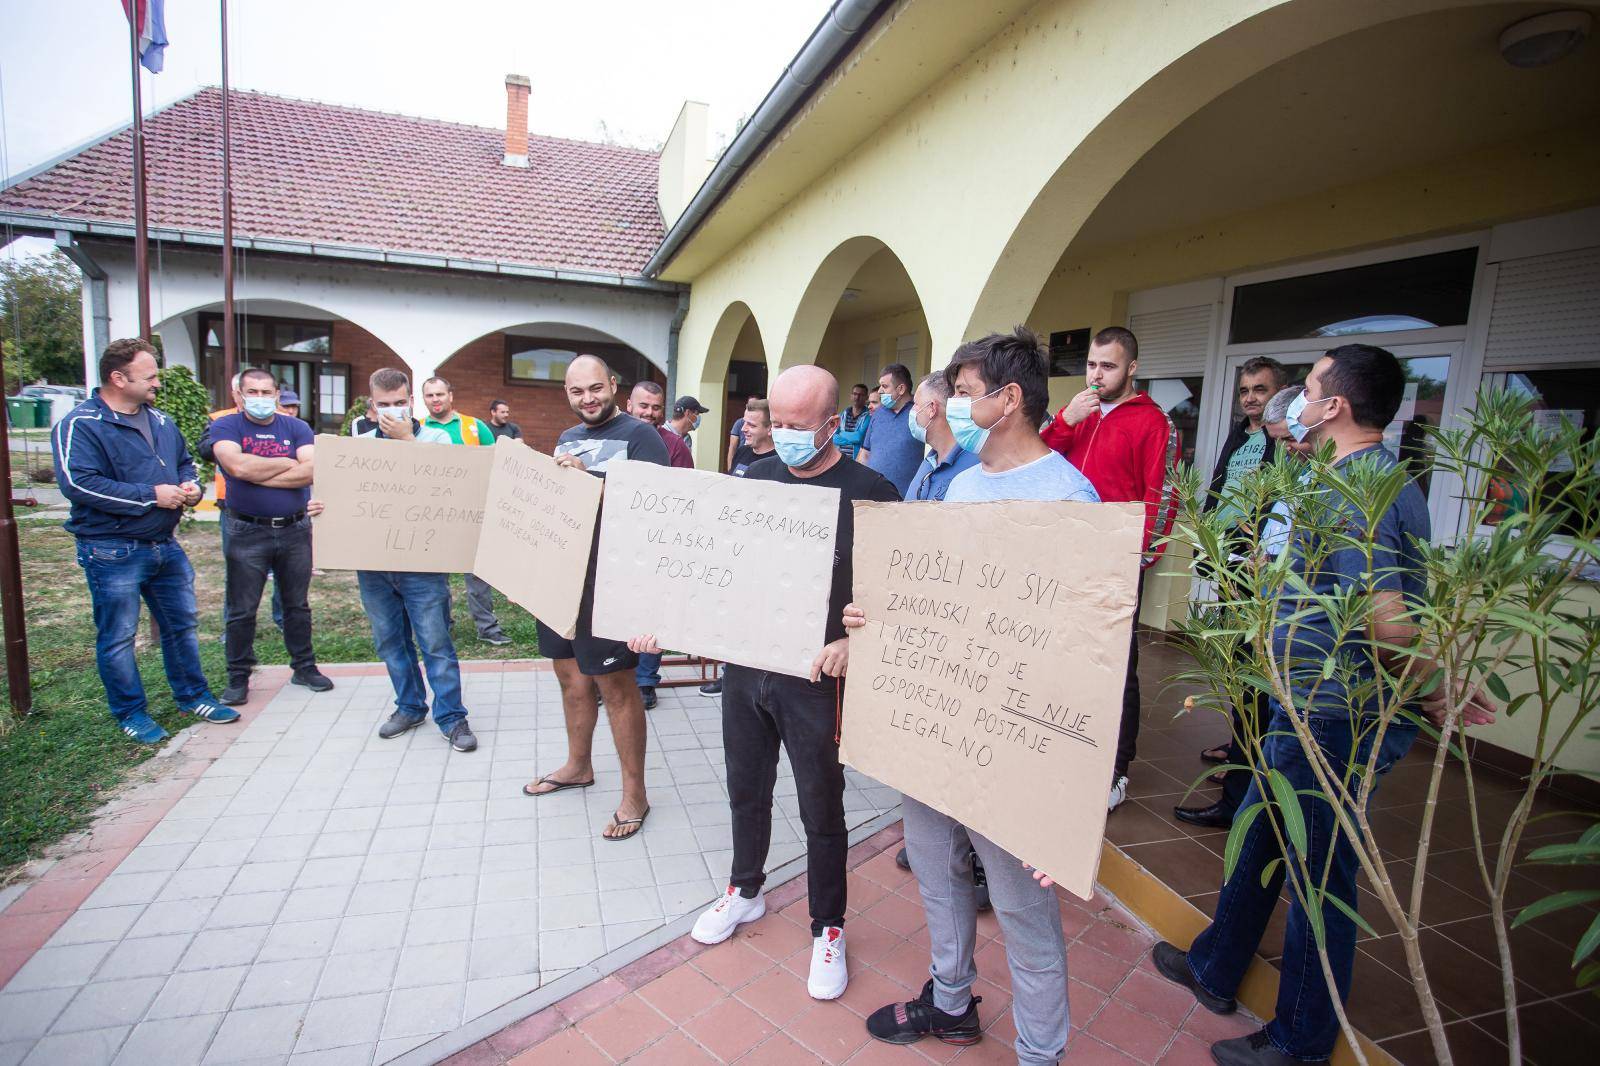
[128,3,152,340]
[0,345,33,715]
[220,0,235,392]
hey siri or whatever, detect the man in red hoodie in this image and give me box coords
[1040,326,1178,811]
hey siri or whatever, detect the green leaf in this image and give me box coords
[1267,769,1308,856]
[1485,672,1511,703]
[1321,889,1380,939]
[1260,856,1283,889]
[1513,889,1600,929]
[1525,842,1600,865]
[1224,801,1267,884]
[1576,911,1600,968]
[1577,961,1600,988]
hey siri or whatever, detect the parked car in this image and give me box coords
[19,384,86,401]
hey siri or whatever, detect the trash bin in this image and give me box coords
[5,396,41,430]
[30,397,55,427]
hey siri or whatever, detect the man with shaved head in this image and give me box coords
[523,354,669,842]
[674,362,899,1001]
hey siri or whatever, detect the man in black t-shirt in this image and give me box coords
[661,364,900,1002]
[728,398,776,476]
[523,355,669,843]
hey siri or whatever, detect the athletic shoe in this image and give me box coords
[480,633,512,647]
[119,712,170,745]
[1211,1029,1320,1066]
[292,668,334,692]
[699,679,723,696]
[447,720,478,752]
[640,686,657,710]
[866,978,982,1046]
[1108,774,1129,812]
[378,710,427,740]
[895,846,910,871]
[807,926,848,1000]
[185,699,240,724]
[691,887,765,944]
[220,680,249,706]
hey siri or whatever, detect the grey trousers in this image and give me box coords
[463,573,504,639]
[902,795,1069,1066]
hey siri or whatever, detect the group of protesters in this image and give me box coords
[49,325,1493,1066]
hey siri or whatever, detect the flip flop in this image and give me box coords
[522,775,595,797]
[1199,745,1231,765]
[1207,769,1228,785]
[602,806,650,842]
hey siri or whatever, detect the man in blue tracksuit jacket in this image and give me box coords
[51,338,235,743]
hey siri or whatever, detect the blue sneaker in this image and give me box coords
[120,713,170,745]
[184,699,241,724]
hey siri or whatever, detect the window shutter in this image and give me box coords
[1483,246,1600,370]
[1128,304,1215,377]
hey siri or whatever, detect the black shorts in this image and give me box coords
[535,617,637,677]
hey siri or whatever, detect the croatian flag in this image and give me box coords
[120,0,169,74]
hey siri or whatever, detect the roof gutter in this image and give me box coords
[1,212,686,295]
[642,0,894,278]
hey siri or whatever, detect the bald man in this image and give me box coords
[663,364,900,1000]
[523,355,669,842]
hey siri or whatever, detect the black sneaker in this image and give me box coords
[220,680,250,706]
[640,686,657,710]
[378,710,427,740]
[292,668,334,692]
[480,633,512,647]
[866,979,982,1046]
[1212,1029,1323,1066]
[699,679,722,696]
[448,720,478,752]
[1152,941,1236,1014]
[894,847,910,871]
[971,850,991,913]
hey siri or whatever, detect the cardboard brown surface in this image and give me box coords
[839,500,1144,899]
[311,434,494,573]
[471,437,602,639]
[590,460,841,677]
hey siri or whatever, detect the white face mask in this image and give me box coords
[375,404,411,423]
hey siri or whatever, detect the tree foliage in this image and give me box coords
[0,250,84,389]
[152,364,214,484]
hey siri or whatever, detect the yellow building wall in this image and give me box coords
[815,307,933,409]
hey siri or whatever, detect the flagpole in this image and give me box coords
[127,3,152,341]
[220,0,235,391]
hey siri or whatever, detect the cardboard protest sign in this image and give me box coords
[590,460,840,677]
[471,437,602,639]
[311,434,495,573]
[839,500,1144,899]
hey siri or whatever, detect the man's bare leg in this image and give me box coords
[594,670,649,838]
[525,658,599,793]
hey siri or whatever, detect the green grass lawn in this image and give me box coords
[0,518,543,880]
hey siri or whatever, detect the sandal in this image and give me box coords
[1208,769,1228,785]
[602,806,650,841]
[1199,744,1231,765]
[522,775,595,797]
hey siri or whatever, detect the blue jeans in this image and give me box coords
[356,570,467,732]
[1187,706,1417,1060]
[636,651,662,689]
[75,536,217,722]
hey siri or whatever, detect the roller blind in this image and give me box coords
[1128,304,1215,376]
[1482,246,1600,370]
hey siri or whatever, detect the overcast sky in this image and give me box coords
[0,0,834,259]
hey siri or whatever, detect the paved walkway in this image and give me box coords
[0,665,900,1065]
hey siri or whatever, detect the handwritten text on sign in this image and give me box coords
[472,437,601,639]
[590,460,840,677]
[311,434,495,573]
[839,500,1143,899]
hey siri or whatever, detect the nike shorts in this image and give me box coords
[534,618,637,677]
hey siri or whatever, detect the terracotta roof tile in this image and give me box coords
[0,88,664,276]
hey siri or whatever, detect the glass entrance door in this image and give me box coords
[268,361,314,426]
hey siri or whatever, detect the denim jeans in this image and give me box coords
[636,651,662,689]
[1187,705,1417,1060]
[356,570,467,732]
[722,664,847,934]
[75,536,216,722]
[222,514,315,682]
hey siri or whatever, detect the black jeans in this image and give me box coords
[723,664,847,934]
[1114,573,1146,778]
[223,513,315,683]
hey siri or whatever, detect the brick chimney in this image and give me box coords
[503,74,530,167]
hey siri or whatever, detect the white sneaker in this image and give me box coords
[808,926,848,1000]
[1108,775,1130,812]
[691,887,765,944]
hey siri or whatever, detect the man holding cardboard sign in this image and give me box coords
[842,329,1126,1065]
[631,364,900,1002]
[523,355,668,843]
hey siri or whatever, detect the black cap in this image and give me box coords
[674,395,710,415]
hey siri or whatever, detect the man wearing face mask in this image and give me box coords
[1040,326,1178,812]
[858,362,921,495]
[652,364,898,1002]
[210,368,331,706]
[845,328,1096,1063]
[903,371,980,501]
[667,395,709,458]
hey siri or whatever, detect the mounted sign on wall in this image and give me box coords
[1048,328,1090,376]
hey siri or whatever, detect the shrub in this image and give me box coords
[152,364,214,484]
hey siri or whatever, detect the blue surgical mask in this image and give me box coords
[772,420,832,468]
[243,397,277,420]
[880,389,896,409]
[945,387,1007,456]
[1285,392,1331,442]
[907,402,929,445]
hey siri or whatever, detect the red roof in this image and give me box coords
[0,88,664,277]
